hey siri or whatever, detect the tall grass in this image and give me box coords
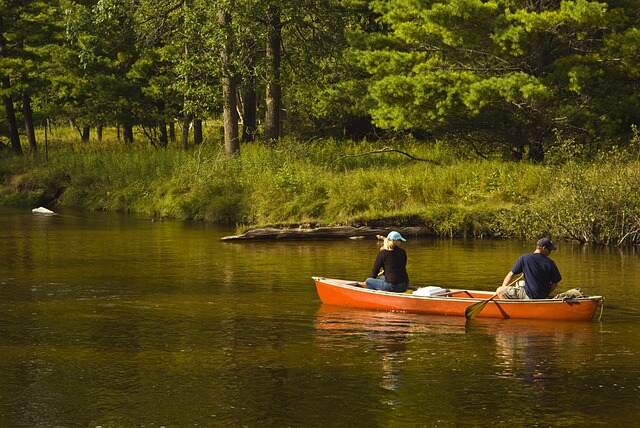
[1,131,639,245]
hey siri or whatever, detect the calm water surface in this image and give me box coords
[1,209,639,427]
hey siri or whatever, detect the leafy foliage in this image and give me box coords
[343,0,640,160]
[2,0,640,156]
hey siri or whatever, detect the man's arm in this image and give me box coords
[549,262,561,295]
[502,271,515,287]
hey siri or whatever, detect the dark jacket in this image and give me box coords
[371,247,409,285]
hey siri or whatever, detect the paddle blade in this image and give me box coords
[464,295,496,320]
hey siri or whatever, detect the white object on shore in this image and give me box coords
[32,207,55,215]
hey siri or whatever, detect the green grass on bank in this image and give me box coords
[1,131,640,246]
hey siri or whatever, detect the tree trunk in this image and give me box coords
[22,93,37,152]
[0,18,22,155]
[221,226,429,241]
[181,0,192,151]
[96,125,103,143]
[81,126,90,143]
[265,5,282,144]
[242,65,257,143]
[159,121,168,147]
[193,119,203,145]
[528,140,545,163]
[527,115,547,162]
[1,80,21,154]
[181,115,191,149]
[169,121,176,143]
[123,124,134,144]
[44,119,49,161]
[510,144,524,161]
[116,125,121,143]
[169,119,176,144]
[221,74,239,156]
[218,8,239,156]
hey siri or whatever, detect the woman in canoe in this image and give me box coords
[364,231,409,292]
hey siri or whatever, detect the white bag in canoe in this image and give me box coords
[412,286,449,297]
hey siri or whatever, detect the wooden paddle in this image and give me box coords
[464,274,523,320]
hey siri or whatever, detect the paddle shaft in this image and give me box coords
[464,274,523,320]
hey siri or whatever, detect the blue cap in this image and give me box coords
[387,231,407,242]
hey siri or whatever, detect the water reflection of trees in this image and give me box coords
[490,320,596,376]
[314,305,466,394]
[471,318,599,415]
[315,305,602,423]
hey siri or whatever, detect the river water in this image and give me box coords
[1,209,639,427]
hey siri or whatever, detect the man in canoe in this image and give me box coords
[364,231,409,292]
[496,237,562,299]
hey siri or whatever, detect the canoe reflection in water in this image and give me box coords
[315,305,600,403]
[313,305,466,392]
[487,319,598,397]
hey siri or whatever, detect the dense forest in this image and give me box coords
[1,1,640,245]
[1,0,639,158]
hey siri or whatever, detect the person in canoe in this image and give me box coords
[364,231,409,292]
[496,237,562,299]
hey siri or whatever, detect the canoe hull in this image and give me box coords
[313,277,602,321]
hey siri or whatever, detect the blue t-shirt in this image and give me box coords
[511,253,562,299]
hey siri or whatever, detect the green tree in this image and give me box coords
[0,1,61,154]
[134,0,228,151]
[261,0,352,142]
[47,0,144,144]
[19,1,64,152]
[348,0,639,161]
[0,10,22,154]
[285,0,377,139]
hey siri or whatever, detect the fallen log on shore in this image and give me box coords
[220,226,430,241]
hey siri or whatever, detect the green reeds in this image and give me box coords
[1,132,639,245]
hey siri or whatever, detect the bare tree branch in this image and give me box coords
[341,146,441,165]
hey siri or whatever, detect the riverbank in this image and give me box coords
[1,138,639,245]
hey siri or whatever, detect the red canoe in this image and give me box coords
[312,277,603,321]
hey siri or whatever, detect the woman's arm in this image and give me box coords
[371,251,385,278]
